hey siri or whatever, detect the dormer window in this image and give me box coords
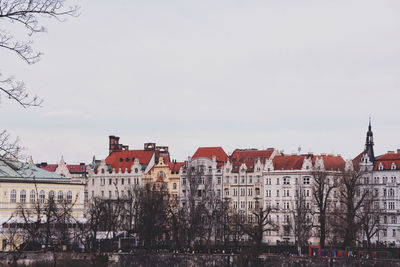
[391,163,397,170]
[378,163,384,171]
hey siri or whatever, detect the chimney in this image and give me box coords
[388,151,395,154]
[397,149,400,154]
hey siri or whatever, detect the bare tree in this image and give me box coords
[292,181,312,255]
[361,193,383,252]
[311,170,337,249]
[0,130,22,159]
[0,0,79,107]
[239,206,278,256]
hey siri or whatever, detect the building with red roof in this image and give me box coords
[36,156,87,183]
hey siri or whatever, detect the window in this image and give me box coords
[109,191,112,198]
[378,163,384,170]
[240,201,246,209]
[121,178,124,185]
[49,190,55,200]
[173,183,177,189]
[374,177,379,184]
[265,178,271,185]
[20,190,26,203]
[265,190,271,197]
[128,178,131,185]
[283,189,290,197]
[234,176,238,183]
[182,178,186,185]
[393,229,396,237]
[92,179,95,185]
[391,177,396,183]
[256,175,260,183]
[100,178,105,186]
[101,191,104,197]
[40,190,45,203]
[58,191,63,203]
[391,163,397,170]
[109,178,112,185]
[225,188,229,196]
[276,190,280,197]
[276,178,280,185]
[283,177,290,185]
[389,202,395,210]
[233,188,238,196]
[284,202,290,209]
[249,176,253,183]
[217,177,221,185]
[217,189,221,197]
[115,178,118,185]
[30,190,35,203]
[249,201,253,209]
[255,188,260,196]
[241,176,245,183]
[389,188,395,197]
[391,216,397,224]
[67,191,72,203]
[233,201,238,209]
[225,176,230,183]
[240,188,245,196]
[303,177,310,185]
[248,188,253,196]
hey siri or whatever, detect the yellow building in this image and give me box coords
[0,159,85,251]
[142,157,184,199]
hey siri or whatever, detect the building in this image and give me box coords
[36,156,87,183]
[263,152,345,245]
[355,122,400,247]
[0,158,85,251]
[222,148,276,220]
[87,136,172,200]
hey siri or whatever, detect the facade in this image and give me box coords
[0,159,85,251]
[222,149,276,220]
[180,147,228,207]
[263,152,345,245]
[87,136,171,200]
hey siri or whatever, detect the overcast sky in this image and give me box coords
[1,0,400,164]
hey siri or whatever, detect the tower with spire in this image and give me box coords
[365,117,375,163]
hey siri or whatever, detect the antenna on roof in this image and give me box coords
[298,146,301,155]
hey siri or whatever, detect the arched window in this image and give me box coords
[379,163,384,170]
[30,190,36,203]
[39,190,45,203]
[391,163,397,170]
[20,190,26,203]
[67,191,72,204]
[48,190,55,200]
[58,191,63,203]
[10,189,16,203]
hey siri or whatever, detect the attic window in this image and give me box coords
[379,163,384,171]
[126,158,130,162]
[120,158,123,162]
[391,163,397,170]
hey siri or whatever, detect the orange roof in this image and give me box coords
[192,147,228,166]
[273,155,309,170]
[313,155,345,171]
[105,150,154,173]
[168,161,185,173]
[230,149,274,172]
[374,153,400,171]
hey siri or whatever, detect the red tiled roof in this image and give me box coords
[374,153,400,171]
[313,155,345,171]
[192,147,228,166]
[273,155,309,170]
[230,149,274,172]
[106,150,154,173]
[168,162,185,173]
[40,164,57,172]
[352,151,365,167]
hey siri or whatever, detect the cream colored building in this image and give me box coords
[0,159,85,251]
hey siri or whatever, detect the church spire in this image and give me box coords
[365,118,375,162]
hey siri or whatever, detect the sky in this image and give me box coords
[1,0,400,164]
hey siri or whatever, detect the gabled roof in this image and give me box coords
[105,150,154,173]
[313,155,345,171]
[0,159,70,181]
[38,164,87,173]
[273,154,308,170]
[374,152,400,171]
[192,147,228,166]
[230,148,274,172]
[168,161,185,173]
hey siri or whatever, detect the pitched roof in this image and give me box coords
[0,159,70,181]
[313,155,345,171]
[192,147,228,166]
[168,161,185,173]
[273,155,308,170]
[38,164,87,173]
[105,150,154,173]
[374,152,400,171]
[230,149,274,172]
